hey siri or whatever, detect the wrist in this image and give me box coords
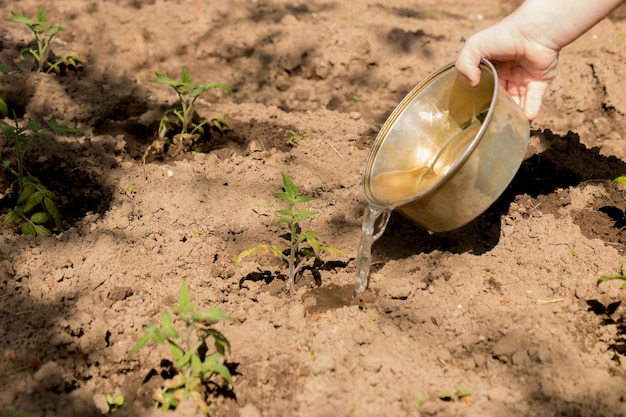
[512,0,623,50]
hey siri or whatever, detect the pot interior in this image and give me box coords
[363,62,496,207]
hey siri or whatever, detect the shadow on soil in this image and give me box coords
[0,282,106,416]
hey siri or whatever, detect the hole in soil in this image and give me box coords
[303,283,354,314]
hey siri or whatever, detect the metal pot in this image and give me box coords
[362,60,530,232]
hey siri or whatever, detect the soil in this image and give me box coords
[1,1,626,417]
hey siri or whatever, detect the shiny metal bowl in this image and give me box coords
[363,60,530,232]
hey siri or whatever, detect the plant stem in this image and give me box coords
[184,320,193,395]
[11,124,26,193]
[288,201,300,294]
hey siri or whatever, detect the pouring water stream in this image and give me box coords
[353,116,482,296]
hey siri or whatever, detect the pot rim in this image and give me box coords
[363,59,499,208]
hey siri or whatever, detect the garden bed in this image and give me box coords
[1,1,626,416]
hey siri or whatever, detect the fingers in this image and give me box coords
[455,44,483,87]
[524,81,549,121]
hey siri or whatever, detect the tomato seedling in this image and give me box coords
[130,282,232,414]
[236,173,344,295]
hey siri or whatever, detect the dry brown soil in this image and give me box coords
[1,1,626,417]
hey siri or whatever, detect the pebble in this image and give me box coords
[92,393,110,414]
[239,404,262,417]
[34,361,64,390]
[492,329,525,360]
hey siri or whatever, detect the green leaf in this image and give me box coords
[46,116,81,135]
[294,210,317,220]
[129,333,152,356]
[203,328,231,355]
[320,245,345,256]
[212,117,230,133]
[21,222,37,236]
[22,190,44,214]
[205,360,233,387]
[139,323,165,346]
[106,394,125,407]
[0,62,10,74]
[277,216,293,224]
[2,125,15,138]
[7,11,38,27]
[36,6,47,24]
[173,349,193,370]
[29,212,50,224]
[0,98,8,118]
[150,72,183,89]
[597,274,626,286]
[160,310,180,339]
[34,225,53,237]
[305,234,321,255]
[613,176,626,186]
[235,244,269,267]
[181,66,192,84]
[16,184,36,205]
[456,385,472,398]
[178,282,191,308]
[191,354,202,377]
[43,197,61,228]
[268,245,285,259]
[294,195,314,204]
[168,341,186,363]
[281,173,298,199]
[3,209,21,226]
[191,308,232,323]
[27,119,41,133]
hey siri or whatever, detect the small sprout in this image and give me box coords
[351,95,361,102]
[105,394,125,412]
[369,315,377,323]
[412,395,425,407]
[46,55,86,75]
[287,133,313,146]
[1,114,80,236]
[438,386,471,402]
[439,390,454,401]
[456,385,472,398]
[614,176,626,186]
[127,185,138,194]
[130,282,232,414]
[6,6,64,72]
[145,67,230,160]
[598,261,626,290]
[235,173,344,295]
[193,229,201,237]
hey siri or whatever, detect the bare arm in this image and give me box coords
[456,0,624,120]
[514,0,624,50]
